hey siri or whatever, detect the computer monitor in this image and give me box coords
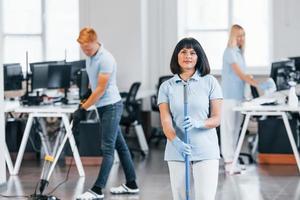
[3,63,23,91]
[31,63,49,90]
[270,60,295,91]
[289,57,300,81]
[67,60,86,82]
[47,64,71,89]
[289,56,300,69]
[78,69,90,100]
[29,61,59,73]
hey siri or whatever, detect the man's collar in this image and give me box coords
[91,43,103,58]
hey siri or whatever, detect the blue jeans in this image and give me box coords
[94,101,136,188]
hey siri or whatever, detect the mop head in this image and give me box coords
[29,179,60,200]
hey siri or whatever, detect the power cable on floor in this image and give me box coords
[0,157,74,199]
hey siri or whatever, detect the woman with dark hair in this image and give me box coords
[158,37,223,200]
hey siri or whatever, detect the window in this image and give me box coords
[178,0,272,70]
[45,0,79,62]
[2,0,79,71]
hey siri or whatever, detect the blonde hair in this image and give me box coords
[227,24,245,53]
[77,27,98,44]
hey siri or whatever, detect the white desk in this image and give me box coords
[4,103,85,179]
[4,101,21,112]
[231,100,300,175]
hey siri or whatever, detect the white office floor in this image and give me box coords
[1,146,300,200]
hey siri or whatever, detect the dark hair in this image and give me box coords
[170,37,210,76]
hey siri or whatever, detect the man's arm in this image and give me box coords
[81,73,110,110]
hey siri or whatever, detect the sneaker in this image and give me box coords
[225,163,244,175]
[76,189,104,200]
[110,184,139,195]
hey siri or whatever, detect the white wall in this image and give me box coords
[79,0,300,89]
[0,0,7,185]
[147,0,178,88]
[79,0,148,91]
[273,0,300,60]
[79,0,178,91]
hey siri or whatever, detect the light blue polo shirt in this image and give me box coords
[157,71,223,161]
[221,47,246,100]
[86,44,121,107]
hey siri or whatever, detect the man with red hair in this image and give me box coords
[74,27,139,199]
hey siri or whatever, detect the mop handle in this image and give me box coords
[183,84,190,200]
[183,84,188,143]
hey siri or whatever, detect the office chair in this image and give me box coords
[148,75,173,146]
[120,82,149,157]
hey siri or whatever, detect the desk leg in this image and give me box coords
[4,143,14,175]
[6,176,24,196]
[12,114,34,175]
[46,115,85,180]
[61,115,85,177]
[281,112,300,173]
[230,113,251,175]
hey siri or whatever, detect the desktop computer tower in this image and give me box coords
[65,121,102,157]
[258,117,299,154]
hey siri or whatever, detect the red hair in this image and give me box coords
[77,27,98,44]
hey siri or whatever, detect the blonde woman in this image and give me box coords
[220,24,274,174]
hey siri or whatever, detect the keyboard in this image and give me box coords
[251,98,278,105]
